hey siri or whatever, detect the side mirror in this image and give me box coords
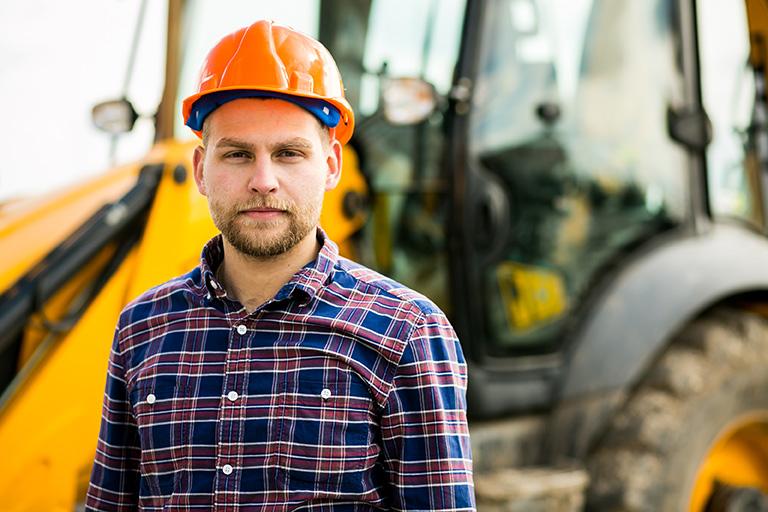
[91,98,139,134]
[381,77,438,125]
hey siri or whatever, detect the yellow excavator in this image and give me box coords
[2,1,768,510]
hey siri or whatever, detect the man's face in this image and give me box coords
[193,98,342,259]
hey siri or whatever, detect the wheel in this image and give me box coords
[585,307,768,512]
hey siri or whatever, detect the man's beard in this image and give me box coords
[209,194,320,258]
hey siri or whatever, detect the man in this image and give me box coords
[86,20,474,511]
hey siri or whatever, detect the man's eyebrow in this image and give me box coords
[214,137,254,150]
[271,137,314,151]
[212,137,315,152]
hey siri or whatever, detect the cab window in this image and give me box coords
[469,0,688,351]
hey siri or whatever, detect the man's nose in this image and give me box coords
[247,156,279,194]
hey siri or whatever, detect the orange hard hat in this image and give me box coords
[182,20,355,144]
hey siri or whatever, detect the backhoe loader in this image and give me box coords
[2,0,768,510]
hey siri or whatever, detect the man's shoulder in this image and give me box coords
[332,257,444,320]
[117,267,202,330]
[327,258,461,400]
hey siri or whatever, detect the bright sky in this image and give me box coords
[0,1,166,202]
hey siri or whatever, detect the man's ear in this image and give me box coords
[193,145,207,196]
[325,139,343,191]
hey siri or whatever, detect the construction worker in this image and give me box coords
[85,20,474,511]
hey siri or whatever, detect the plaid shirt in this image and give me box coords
[86,230,474,511]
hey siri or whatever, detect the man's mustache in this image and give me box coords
[235,196,294,213]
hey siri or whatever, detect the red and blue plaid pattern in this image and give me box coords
[86,230,475,511]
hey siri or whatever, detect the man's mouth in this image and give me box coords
[240,207,286,219]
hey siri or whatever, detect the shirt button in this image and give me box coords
[236,324,247,335]
[320,388,332,400]
[227,391,239,402]
[222,464,233,475]
[146,393,156,404]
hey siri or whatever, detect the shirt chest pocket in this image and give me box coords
[276,369,377,495]
[131,379,190,498]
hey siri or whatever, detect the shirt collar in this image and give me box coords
[199,227,339,305]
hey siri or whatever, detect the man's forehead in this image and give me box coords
[203,98,329,146]
[212,98,320,126]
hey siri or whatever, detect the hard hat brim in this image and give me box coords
[182,86,354,144]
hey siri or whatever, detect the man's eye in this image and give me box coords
[224,151,250,160]
[276,149,303,159]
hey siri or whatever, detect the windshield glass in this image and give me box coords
[698,0,758,226]
[175,0,466,312]
[469,0,688,351]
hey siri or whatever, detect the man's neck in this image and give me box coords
[217,229,321,313]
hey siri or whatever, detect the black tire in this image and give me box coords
[585,307,768,512]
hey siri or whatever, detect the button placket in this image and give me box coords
[215,316,251,498]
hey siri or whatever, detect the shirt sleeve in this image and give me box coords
[86,327,140,511]
[380,310,476,511]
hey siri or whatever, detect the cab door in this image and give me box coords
[448,0,692,416]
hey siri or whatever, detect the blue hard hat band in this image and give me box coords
[186,90,341,131]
